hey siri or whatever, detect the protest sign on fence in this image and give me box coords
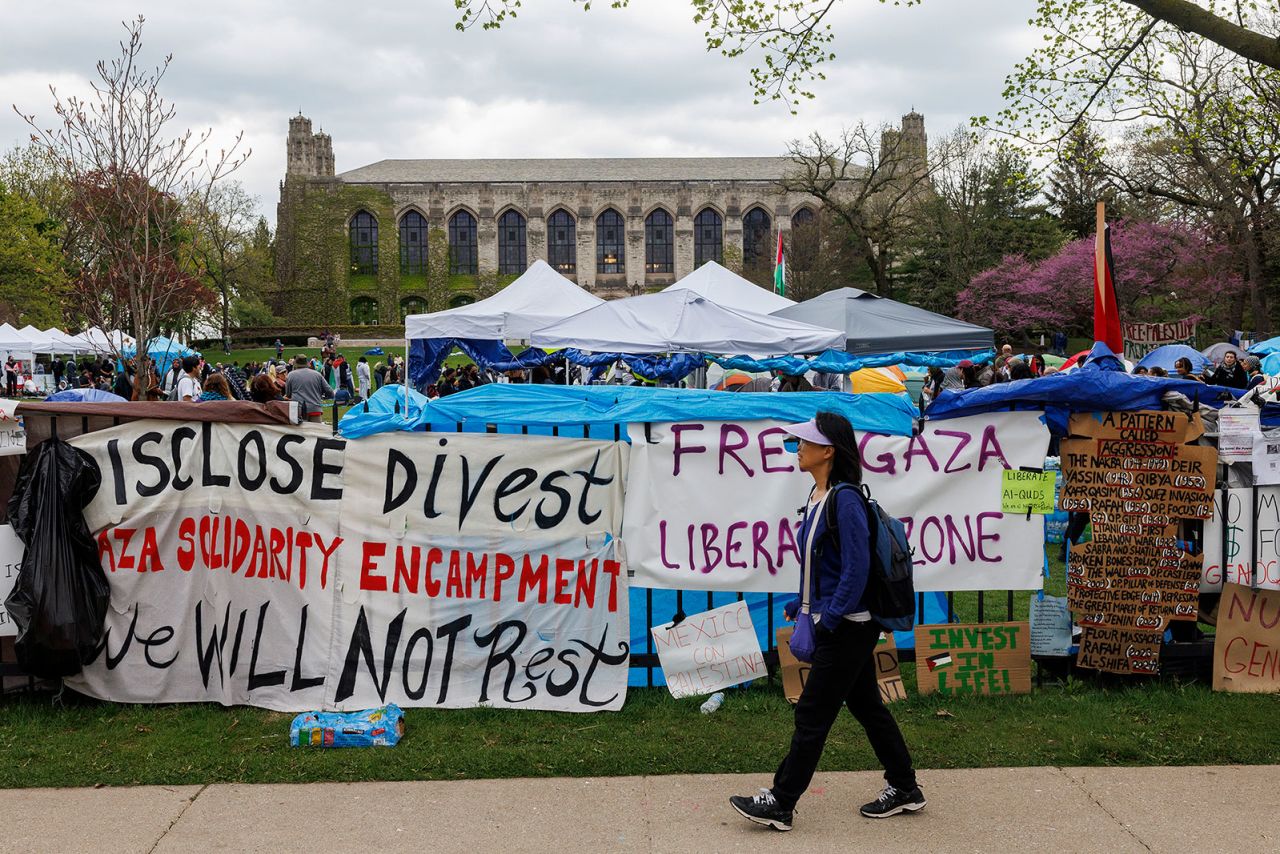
[0,524,22,637]
[1217,410,1259,463]
[1061,411,1216,674]
[776,626,904,704]
[651,600,766,698]
[63,422,632,713]
[1212,582,1280,693]
[625,412,1049,593]
[1201,487,1280,591]
[914,622,1030,696]
[1001,469,1056,515]
[1122,318,1196,361]
[1029,595,1073,657]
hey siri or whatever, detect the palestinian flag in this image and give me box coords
[1093,202,1122,353]
[926,652,953,671]
[774,231,786,296]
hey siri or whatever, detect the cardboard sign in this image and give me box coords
[0,524,23,638]
[625,412,1050,593]
[1001,470,1056,515]
[1213,582,1280,693]
[1061,411,1216,675]
[1122,318,1196,361]
[776,626,904,704]
[914,622,1031,696]
[651,600,767,698]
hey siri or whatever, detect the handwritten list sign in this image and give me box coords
[1060,411,1216,674]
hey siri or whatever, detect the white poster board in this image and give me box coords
[0,524,23,637]
[624,412,1050,593]
[650,600,766,698]
[0,400,25,456]
[1202,486,1280,591]
[1218,409,1259,463]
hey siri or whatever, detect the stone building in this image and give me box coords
[272,112,926,326]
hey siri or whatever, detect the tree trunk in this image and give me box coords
[1243,208,1270,330]
[1123,0,1280,71]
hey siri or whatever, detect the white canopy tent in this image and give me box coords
[661,260,796,315]
[44,328,93,355]
[529,289,843,357]
[72,327,133,355]
[0,323,34,357]
[18,326,58,354]
[405,260,604,342]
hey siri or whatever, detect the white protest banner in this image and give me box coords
[624,412,1049,592]
[650,600,766,698]
[330,432,631,712]
[0,524,23,637]
[1122,317,1196,361]
[63,421,345,711]
[1203,486,1280,591]
[0,400,25,456]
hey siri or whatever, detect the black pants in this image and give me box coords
[772,620,916,810]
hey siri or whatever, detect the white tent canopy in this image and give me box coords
[44,328,92,355]
[72,327,132,355]
[661,260,796,315]
[530,289,843,357]
[405,260,604,342]
[0,323,34,355]
[18,325,58,354]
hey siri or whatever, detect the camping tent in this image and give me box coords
[405,259,603,342]
[661,260,795,315]
[122,335,198,364]
[1136,344,1207,373]
[771,287,994,355]
[530,289,844,356]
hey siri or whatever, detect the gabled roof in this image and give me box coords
[339,157,795,184]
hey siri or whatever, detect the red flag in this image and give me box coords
[1093,203,1122,353]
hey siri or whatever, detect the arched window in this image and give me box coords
[400,296,426,318]
[742,207,772,269]
[398,211,427,276]
[449,294,476,308]
[349,211,378,275]
[694,208,722,268]
[547,209,576,274]
[449,210,477,275]
[350,296,378,325]
[645,209,674,274]
[596,209,624,274]
[498,210,527,275]
[790,207,818,272]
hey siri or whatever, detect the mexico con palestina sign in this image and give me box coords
[623,412,1050,593]
[63,422,631,713]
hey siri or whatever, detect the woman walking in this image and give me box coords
[730,412,923,832]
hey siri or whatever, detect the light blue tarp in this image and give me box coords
[338,385,432,439]
[927,341,1248,434]
[713,348,995,375]
[1136,343,1208,373]
[1248,335,1280,356]
[419,385,917,436]
[121,336,198,364]
[44,388,127,402]
[1262,353,1280,375]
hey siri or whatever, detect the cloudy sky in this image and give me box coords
[1,0,1040,224]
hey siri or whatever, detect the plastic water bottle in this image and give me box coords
[700,692,725,714]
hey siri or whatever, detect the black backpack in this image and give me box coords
[817,482,917,632]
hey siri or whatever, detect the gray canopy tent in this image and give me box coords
[771,287,994,355]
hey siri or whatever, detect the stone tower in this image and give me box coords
[286,114,335,177]
[878,111,927,177]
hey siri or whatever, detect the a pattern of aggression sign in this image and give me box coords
[62,422,630,713]
[623,412,1049,593]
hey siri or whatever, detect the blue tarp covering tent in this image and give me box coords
[1136,343,1208,373]
[338,384,432,439]
[1262,353,1280,375]
[1248,335,1280,356]
[121,335,198,364]
[44,388,127,402]
[927,341,1248,433]
[415,384,917,436]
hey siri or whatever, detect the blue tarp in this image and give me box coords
[337,384,432,439]
[418,385,917,436]
[927,354,1247,434]
[1262,353,1280,376]
[1136,344,1208,373]
[713,348,995,375]
[121,335,198,364]
[1248,336,1280,356]
[44,388,127,403]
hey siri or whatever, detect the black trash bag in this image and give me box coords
[4,436,106,678]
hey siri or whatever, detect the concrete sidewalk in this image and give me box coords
[2,765,1275,853]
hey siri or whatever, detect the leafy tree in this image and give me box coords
[1046,125,1126,238]
[191,181,258,342]
[0,183,68,326]
[454,1,1280,110]
[956,220,1244,340]
[15,16,246,389]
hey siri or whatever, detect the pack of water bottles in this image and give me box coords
[289,704,405,748]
